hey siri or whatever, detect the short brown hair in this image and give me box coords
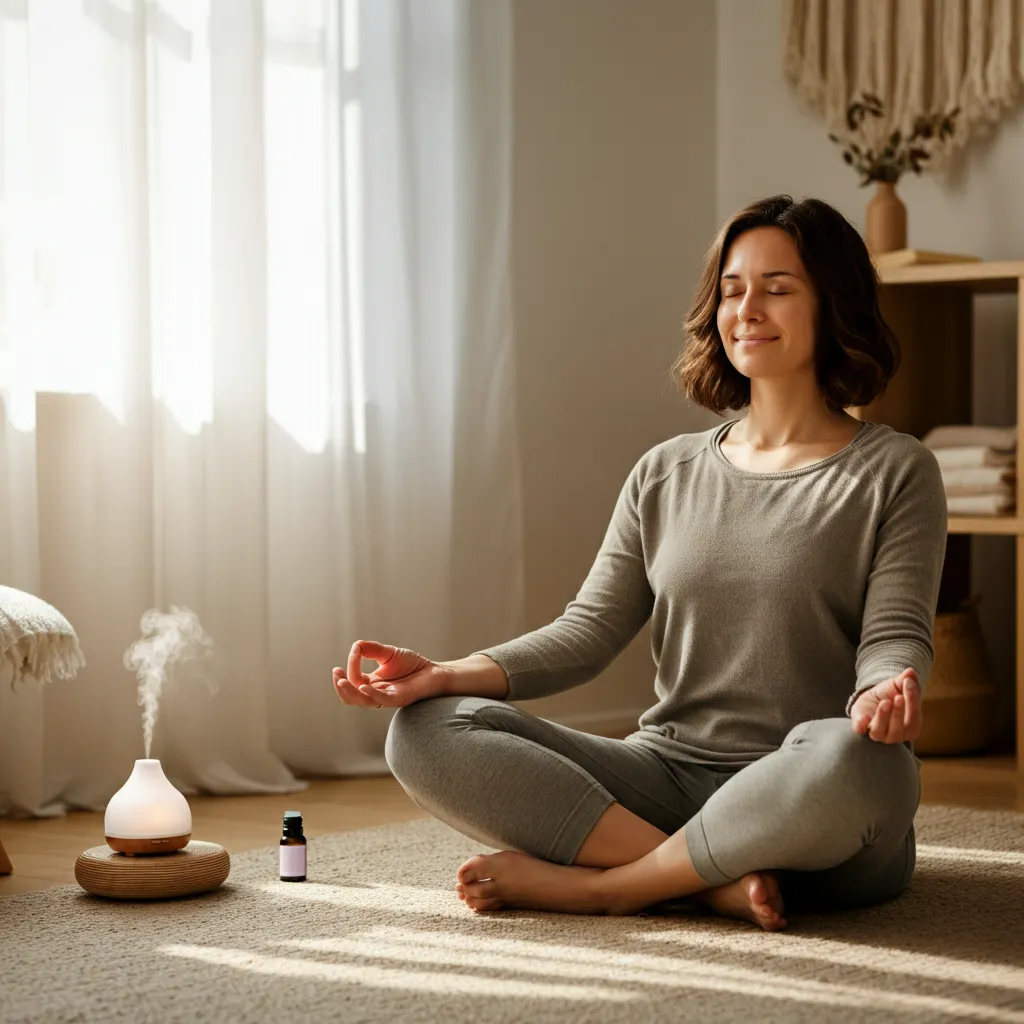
[672,195,899,414]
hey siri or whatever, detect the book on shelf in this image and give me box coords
[872,248,981,269]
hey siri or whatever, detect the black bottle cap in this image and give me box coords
[284,810,302,824]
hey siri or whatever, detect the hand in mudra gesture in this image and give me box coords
[850,668,922,743]
[332,640,446,709]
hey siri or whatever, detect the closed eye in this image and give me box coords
[721,288,791,298]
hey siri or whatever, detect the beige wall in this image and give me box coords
[509,0,718,731]
[715,0,1024,743]
[510,0,1024,736]
[715,0,1024,253]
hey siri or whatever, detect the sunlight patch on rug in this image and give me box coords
[625,926,1024,990]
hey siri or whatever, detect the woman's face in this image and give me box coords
[716,226,819,383]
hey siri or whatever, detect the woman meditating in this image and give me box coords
[332,195,948,930]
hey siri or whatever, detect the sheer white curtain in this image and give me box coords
[0,0,524,815]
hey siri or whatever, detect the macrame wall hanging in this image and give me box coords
[781,0,1024,254]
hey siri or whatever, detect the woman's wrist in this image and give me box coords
[437,654,510,700]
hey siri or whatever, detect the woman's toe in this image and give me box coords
[466,878,498,900]
[458,855,490,884]
[467,896,504,912]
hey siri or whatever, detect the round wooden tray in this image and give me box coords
[75,840,230,900]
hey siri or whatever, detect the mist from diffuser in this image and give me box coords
[123,606,213,758]
[105,759,192,854]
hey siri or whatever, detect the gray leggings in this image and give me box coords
[384,694,922,913]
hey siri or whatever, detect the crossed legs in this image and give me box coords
[385,697,919,927]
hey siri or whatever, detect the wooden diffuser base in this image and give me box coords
[105,833,191,855]
[75,841,230,900]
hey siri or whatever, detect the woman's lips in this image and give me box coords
[735,336,777,346]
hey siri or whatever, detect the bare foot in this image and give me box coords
[694,871,788,931]
[454,850,609,914]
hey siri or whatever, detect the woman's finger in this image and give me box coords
[892,673,921,741]
[866,703,882,739]
[347,641,368,687]
[849,690,875,735]
[885,695,905,744]
[333,674,358,705]
[336,676,382,708]
[334,675,368,706]
[358,640,396,668]
[902,674,921,733]
[869,699,892,741]
[334,667,398,708]
[358,681,392,706]
[894,680,910,730]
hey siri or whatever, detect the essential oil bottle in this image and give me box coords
[279,810,307,881]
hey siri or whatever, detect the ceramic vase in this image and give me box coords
[864,181,907,254]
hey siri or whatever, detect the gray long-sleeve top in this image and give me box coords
[474,418,949,767]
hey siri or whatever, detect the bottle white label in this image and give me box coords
[280,845,306,877]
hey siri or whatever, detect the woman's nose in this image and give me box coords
[736,291,764,322]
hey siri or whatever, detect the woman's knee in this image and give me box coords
[791,717,920,826]
[383,694,463,779]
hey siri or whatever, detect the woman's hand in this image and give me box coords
[332,640,447,710]
[850,668,923,743]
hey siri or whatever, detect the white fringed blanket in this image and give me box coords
[0,585,85,686]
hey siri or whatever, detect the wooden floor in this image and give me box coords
[1,763,1021,898]
[0,775,431,897]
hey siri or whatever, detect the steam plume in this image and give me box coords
[123,606,213,757]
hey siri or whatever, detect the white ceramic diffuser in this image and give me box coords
[104,759,192,855]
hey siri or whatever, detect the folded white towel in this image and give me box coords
[945,485,1015,499]
[941,466,1016,491]
[922,424,1017,450]
[946,492,1016,516]
[933,446,1016,470]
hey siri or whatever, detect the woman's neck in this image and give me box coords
[737,382,858,449]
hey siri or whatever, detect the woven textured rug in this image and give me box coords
[1,803,1022,1023]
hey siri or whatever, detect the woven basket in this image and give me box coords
[916,595,998,756]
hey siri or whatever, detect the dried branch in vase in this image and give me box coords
[827,92,960,186]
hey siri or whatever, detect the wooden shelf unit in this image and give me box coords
[852,259,1024,783]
